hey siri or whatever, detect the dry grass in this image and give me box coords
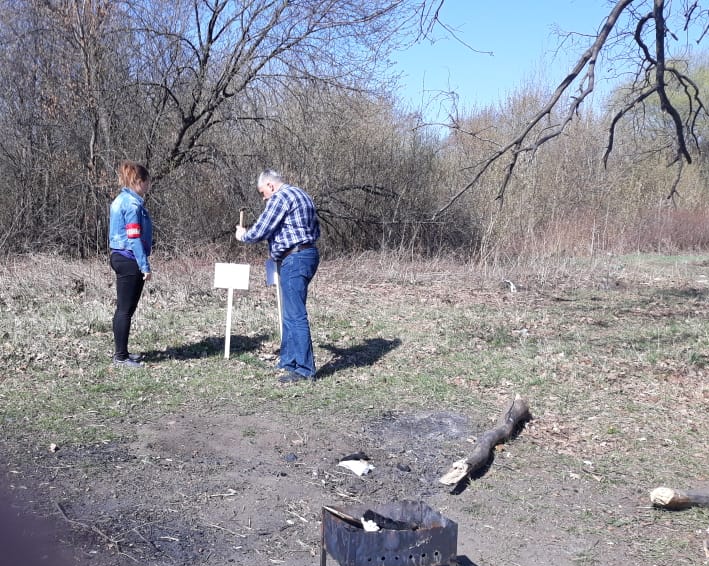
[1,251,708,565]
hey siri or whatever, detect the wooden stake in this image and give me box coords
[275,262,283,338]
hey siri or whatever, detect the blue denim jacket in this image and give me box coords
[109,187,153,273]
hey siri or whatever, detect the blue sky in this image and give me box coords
[393,0,618,121]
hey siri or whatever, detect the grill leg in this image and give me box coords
[320,508,327,566]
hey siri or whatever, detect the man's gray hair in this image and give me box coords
[257,169,285,186]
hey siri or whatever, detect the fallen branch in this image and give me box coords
[650,487,709,510]
[439,395,531,486]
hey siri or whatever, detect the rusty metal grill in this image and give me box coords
[320,500,458,566]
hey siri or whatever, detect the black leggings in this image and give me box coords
[110,253,145,359]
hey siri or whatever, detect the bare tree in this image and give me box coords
[0,0,443,256]
[0,1,126,255]
[118,0,435,178]
[433,0,709,218]
[118,0,444,253]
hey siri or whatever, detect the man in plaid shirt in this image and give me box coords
[236,169,320,383]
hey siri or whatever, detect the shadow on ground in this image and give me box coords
[316,337,401,378]
[141,333,269,361]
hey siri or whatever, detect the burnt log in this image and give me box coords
[650,487,709,510]
[439,395,531,486]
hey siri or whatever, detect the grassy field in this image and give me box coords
[0,252,707,565]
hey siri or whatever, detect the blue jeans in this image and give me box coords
[277,247,319,377]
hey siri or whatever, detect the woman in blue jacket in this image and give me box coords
[109,160,153,367]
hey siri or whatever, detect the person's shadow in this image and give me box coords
[316,337,401,379]
[140,333,269,361]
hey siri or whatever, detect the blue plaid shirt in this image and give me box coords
[242,184,320,260]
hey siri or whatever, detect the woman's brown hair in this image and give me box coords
[118,160,150,189]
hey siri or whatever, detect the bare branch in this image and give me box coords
[652,0,692,164]
[603,87,656,166]
[437,0,709,218]
[433,0,635,217]
[667,156,684,203]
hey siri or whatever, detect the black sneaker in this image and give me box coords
[113,355,142,368]
[278,371,311,384]
[128,353,142,362]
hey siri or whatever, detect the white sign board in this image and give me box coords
[213,263,251,359]
[214,263,250,290]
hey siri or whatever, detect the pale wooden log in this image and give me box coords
[650,486,709,510]
[439,395,531,485]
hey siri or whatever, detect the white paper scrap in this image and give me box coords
[361,519,380,532]
[337,459,374,476]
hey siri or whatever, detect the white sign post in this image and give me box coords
[214,263,250,359]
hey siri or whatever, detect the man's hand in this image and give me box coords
[235,226,247,241]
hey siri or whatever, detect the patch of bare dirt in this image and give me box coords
[12,408,480,565]
[2,401,658,566]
